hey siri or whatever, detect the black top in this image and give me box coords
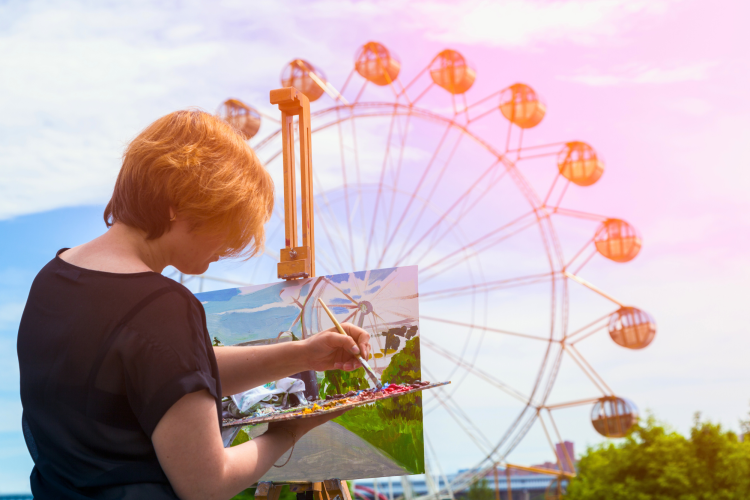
[17,250,222,499]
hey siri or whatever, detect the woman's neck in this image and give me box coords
[59,222,169,274]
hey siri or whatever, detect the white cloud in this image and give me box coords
[0,0,336,220]
[0,0,689,220]
[560,62,716,86]
[408,0,679,48]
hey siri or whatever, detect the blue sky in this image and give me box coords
[2,0,750,493]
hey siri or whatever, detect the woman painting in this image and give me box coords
[17,110,371,499]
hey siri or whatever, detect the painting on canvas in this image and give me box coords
[195,265,423,481]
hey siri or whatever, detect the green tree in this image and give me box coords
[231,485,297,500]
[378,336,422,421]
[740,404,750,440]
[319,366,369,398]
[565,413,750,500]
[466,478,494,500]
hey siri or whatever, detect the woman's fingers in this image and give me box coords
[323,330,360,356]
[340,323,371,359]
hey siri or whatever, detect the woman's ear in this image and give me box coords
[169,207,177,222]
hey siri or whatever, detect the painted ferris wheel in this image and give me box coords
[211,42,657,498]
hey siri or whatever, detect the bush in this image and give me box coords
[565,413,750,500]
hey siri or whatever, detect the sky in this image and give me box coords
[1,0,750,493]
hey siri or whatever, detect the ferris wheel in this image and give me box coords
[210,42,657,498]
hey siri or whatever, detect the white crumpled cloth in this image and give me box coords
[228,377,308,417]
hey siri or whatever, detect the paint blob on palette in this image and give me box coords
[195,266,426,481]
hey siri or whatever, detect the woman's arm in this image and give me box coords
[152,389,342,500]
[214,323,371,396]
[214,342,308,396]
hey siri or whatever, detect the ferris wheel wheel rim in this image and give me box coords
[253,98,571,481]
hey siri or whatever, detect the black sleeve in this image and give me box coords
[116,287,219,437]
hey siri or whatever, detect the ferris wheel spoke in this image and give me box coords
[568,324,608,345]
[313,166,351,244]
[394,157,500,266]
[564,271,624,307]
[311,182,350,272]
[392,132,465,265]
[420,166,510,258]
[348,109,369,270]
[313,204,346,272]
[382,114,412,253]
[422,338,532,405]
[425,225,541,285]
[515,128,525,161]
[311,246,338,276]
[570,247,598,275]
[551,207,608,222]
[336,110,356,269]
[429,392,493,456]
[312,201,348,271]
[562,344,612,396]
[420,272,557,301]
[364,107,399,269]
[419,214,539,284]
[377,122,454,269]
[424,368,495,455]
[564,310,615,342]
[550,176,571,209]
[536,413,565,472]
[562,238,595,273]
[421,316,549,342]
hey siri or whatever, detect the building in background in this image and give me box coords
[355,442,576,500]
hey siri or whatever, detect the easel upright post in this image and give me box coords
[271,86,316,280]
[269,86,350,500]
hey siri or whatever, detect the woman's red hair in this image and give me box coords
[104,109,274,259]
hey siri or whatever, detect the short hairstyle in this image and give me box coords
[104,109,274,259]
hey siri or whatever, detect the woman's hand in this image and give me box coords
[302,323,371,372]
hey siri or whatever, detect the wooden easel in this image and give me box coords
[272,87,315,280]
[254,87,352,500]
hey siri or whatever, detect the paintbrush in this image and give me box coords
[317,298,383,390]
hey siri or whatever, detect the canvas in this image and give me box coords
[195,266,423,481]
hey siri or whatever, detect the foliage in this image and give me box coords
[379,337,422,421]
[740,404,750,440]
[231,428,250,446]
[328,336,425,473]
[565,413,750,500]
[231,485,297,500]
[466,478,494,500]
[319,366,369,398]
[381,335,421,384]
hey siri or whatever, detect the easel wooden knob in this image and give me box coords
[271,87,315,280]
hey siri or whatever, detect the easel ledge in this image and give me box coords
[255,478,352,500]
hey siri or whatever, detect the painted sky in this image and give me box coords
[1,0,749,493]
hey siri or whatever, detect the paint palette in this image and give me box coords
[222,381,450,428]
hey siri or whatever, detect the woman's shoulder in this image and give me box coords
[30,249,202,318]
